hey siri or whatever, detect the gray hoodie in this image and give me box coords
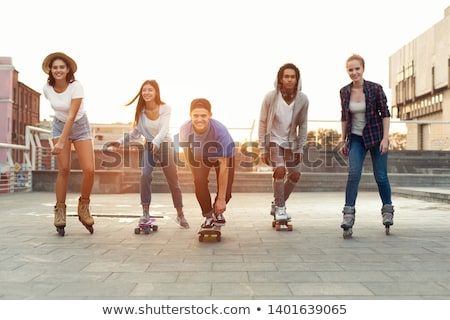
[258,77,308,154]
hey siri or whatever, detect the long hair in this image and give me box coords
[276,63,300,90]
[46,56,76,86]
[125,80,165,127]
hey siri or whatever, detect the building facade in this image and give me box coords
[389,6,450,150]
[0,57,40,163]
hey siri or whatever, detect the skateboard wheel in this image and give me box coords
[287,224,293,231]
[152,225,158,231]
[144,227,151,234]
[199,234,204,242]
[272,221,276,228]
[275,224,281,231]
[134,227,140,234]
[217,235,221,242]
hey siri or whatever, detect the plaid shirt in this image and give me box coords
[340,80,391,149]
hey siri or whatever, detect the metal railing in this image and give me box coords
[0,126,53,193]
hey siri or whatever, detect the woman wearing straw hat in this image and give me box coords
[42,52,95,236]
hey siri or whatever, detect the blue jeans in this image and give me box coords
[345,134,392,207]
[141,142,183,209]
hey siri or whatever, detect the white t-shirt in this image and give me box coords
[270,93,294,148]
[143,115,160,138]
[43,80,86,122]
[349,101,366,136]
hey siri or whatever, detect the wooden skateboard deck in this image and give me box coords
[272,219,293,231]
[198,226,221,242]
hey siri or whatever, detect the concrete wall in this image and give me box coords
[32,150,450,194]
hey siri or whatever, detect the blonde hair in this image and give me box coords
[346,54,365,69]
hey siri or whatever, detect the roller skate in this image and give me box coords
[272,205,293,231]
[340,206,355,239]
[54,202,66,236]
[381,204,394,235]
[78,197,94,234]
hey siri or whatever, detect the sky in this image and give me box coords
[2,0,449,136]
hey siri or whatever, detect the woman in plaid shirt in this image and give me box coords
[339,54,394,238]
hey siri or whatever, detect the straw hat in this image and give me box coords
[42,52,77,74]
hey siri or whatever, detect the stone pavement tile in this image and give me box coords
[335,261,408,271]
[317,271,393,282]
[107,271,179,283]
[213,262,278,272]
[364,282,450,297]
[0,270,42,283]
[33,271,111,283]
[130,283,212,298]
[177,271,249,283]
[148,262,213,272]
[82,261,150,273]
[275,262,343,272]
[243,254,303,263]
[212,283,293,297]
[288,283,374,297]
[183,255,244,263]
[47,282,138,298]
[0,282,57,299]
[387,271,450,282]
[248,271,321,283]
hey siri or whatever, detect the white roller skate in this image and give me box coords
[381,204,394,235]
[340,206,355,239]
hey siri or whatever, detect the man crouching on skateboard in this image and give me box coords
[179,98,235,228]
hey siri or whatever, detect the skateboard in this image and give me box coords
[272,219,293,231]
[134,218,158,234]
[198,225,221,242]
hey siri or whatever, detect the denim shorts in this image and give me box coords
[51,114,92,141]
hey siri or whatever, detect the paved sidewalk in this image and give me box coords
[1,190,450,299]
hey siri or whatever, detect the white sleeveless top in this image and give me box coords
[349,101,366,136]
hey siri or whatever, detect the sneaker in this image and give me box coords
[201,216,215,228]
[275,206,288,222]
[214,213,226,226]
[176,215,190,228]
[139,210,150,224]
